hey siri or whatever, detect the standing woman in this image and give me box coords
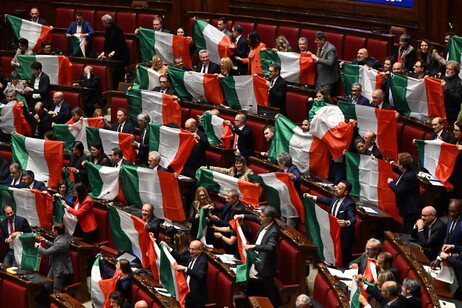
[100,259,133,302]
[387,153,423,233]
[188,187,215,239]
[449,121,462,198]
[416,39,447,76]
[236,31,266,76]
[61,183,97,243]
[67,141,88,186]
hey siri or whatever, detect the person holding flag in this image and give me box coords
[0,205,32,266]
[65,12,95,57]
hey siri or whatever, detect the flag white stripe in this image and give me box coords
[288,127,312,173]
[258,173,298,218]
[233,76,258,114]
[310,105,345,138]
[358,66,380,102]
[98,129,123,158]
[211,171,242,196]
[19,21,43,51]
[358,155,379,203]
[183,72,206,101]
[91,259,105,308]
[13,236,24,267]
[24,138,48,183]
[154,32,174,64]
[421,139,443,176]
[405,77,429,115]
[36,56,60,84]
[11,188,40,227]
[141,90,165,125]
[314,205,336,265]
[115,208,142,260]
[0,102,18,133]
[202,24,224,63]
[96,166,120,200]
[278,52,301,83]
[161,244,181,298]
[210,115,225,141]
[158,126,181,167]
[145,67,161,90]
[136,167,164,218]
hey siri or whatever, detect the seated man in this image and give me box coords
[18,170,47,191]
[172,56,192,71]
[110,148,132,168]
[267,63,288,115]
[195,49,221,74]
[153,75,177,95]
[377,251,400,281]
[348,83,370,106]
[210,189,246,227]
[0,163,23,187]
[349,238,382,283]
[147,151,168,172]
[48,91,71,124]
[363,130,383,159]
[369,89,395,110]
[359,281,406,308]
[411,206,446,260]
[111,108,134,134]
[28,101,52,139]
[24,61,51,109]
[64,12,95,57]
[430,117,454,143]
[401,278,422,308]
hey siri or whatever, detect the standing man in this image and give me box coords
[442,60,462,125]
[0,205,32,266]
[216,17,232,39]
[111,108,134,134]
[310,32,338,93]
[152,17,170,33]
[131,113,150,166]
[267,63,288,115]
[430,117,454,143]
[152,75,177,95]
[297,37,310,53]
[411,206,446,260]
[48,91,71,124]
[305,180,356,266]
[195,50,221,74]
[29,7,50,26]
[348,83,370,106]
[210,189,246,227]
[35,223,73,293]
[363,130,383,159]
[64,12,95,57]
[182,118,209,179]
[230,24,249,75]
[351,48,382,70]
[25,61,50,109]
[225,113,254,159]
[139,203,163,238]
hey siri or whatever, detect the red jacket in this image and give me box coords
[67,195,97,232]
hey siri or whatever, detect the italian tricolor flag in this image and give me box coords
[91,256,122,308]
[86,126,137,163]
[11,134,63,188]
[16,55,73,85]
[389,73,446,120]
[138,28,192,67]
[69,34,86,57]
[86,163,120,200]
[0,185,53,229]
[14,233,41,271]
[309,100,356,159]
[249,173,305,222]
[54,118,104,152]
[159,243,189,307]
[108,205,151,267]
[260,50,316,84]
[415,139,460,190]
[220,75,268,114]
[229,218,249,263]
[169,66,225,105]
[135,65,160,90]
[448,36,462,78]
[268,114,330,178]
[119,165,185,221]
[199,111,233,148]
[0,101,31,136]
[338,100,398,159]
[345,151,400,220]
[303,197,342,267]
[340,63,384,101]
[196,168,263,207]
[127,87,181,127]
[196,207,210,245]
[6,15,52,53]
[148,123,197,173]
[192,17,235,64]
[350,277,361,308]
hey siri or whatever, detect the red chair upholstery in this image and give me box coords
[313,273,331,307]
[0,151,12,163]
[2,279,26,308]
[255,24,277,47]
[393,254,410,280]
[1,56,14,77]
[92,65,109,92]
[110,97,129,122]
[180,107,190,124]
[325,32,344,60]
[352,216,363,254]
[206,150,221,167]
[93,206,110,245]
[39,253,51,277]
[245,120,266,153]
[51,33,68,55]
[72,63,85,82]
[277,27,299,52]
[117,12,137,34]
[92,36,105,55]
[395,122,404,150]
[325,289,341,308]
[246,221,261,243]
[343,36,367,61]
[95,11,116,31]
[79,10,95,28]
[55,8,75,28]
[188,17,195,34]
[50,90,81,109]
[215,272,234,307]
[400,125,426,156]
[286,92,309,124]
[50,304,60,308]
[125,38,137,65]
[188,109,203,127]
[382,240,398,259]
[137,14,158,30]
[135,287,155,306]
[249,163,271,175]
[236,22,255,38]
[131,283,140,304]
[299,29,317,54]
[367,39,389,63]
[276,240,299,286]
[206,262,220,305]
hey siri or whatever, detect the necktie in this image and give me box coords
[118,124,123,132]
[331,199,340,217]
[186,258,196,286]
[202,65,207,73]
[450,220,456,234]
[9,221,14,235]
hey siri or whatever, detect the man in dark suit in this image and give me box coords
[349,238,382,277]
[267,63,288,115]
[430,117,454,143]
[216,17,232,39]
[401,278,422,308]
[348,83,370,106]
[226,113,254,159]
[0,205,32,266]
[173,56,192,71]
[147,151,169,172]
[442,61,462,126]
[351,48,383,70]
[30,7,50,26]
[306,180,356,266]
[377,251,400,282]
[411,206,446,260]
[139,203,163,239]
[152,17,171,33]
[363,130,383,159]
[182,118,209,179]
[110,148,132,168]
[111,108,134,134]
[0,163,23,187]
[370,89,395,110]
[359,281,406,308]
[195,50,221,74]
[173,240,208,308]
[210,189,246,227]
[48,91,71,124]
[152,75,177,95]
[35,223,73,293]
[28,101,53,139]
[231,24,249,75]
[131,113,150,166]
[24,61,50,109]
[311,31,338,93]
[18,170,47,191]
[64,12,95,56]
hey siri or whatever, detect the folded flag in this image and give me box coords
[389,73,446,120]
[16,55,73,85]
[159,243,189,307]
[303,197,342,267]
[11,134,63,188]
[220,75,268,114]
[196,207,210,245]
[235,249,260,284]
[13,232,40,271]
[91,256,122,308]
[135,65,161,90]
[127,87,181,126]
[52,195,65,223]
[119,165,185,221]
[0,101,31,136]
[108,205,151,268]
[168,66,225,104]
[268,114,329,177]
[138,27,192,67]
[340,63,384,101]
[309,100,356,159]
[86,126,136,163]
[0,185,53,229]
[350,277,361,308]
[199,111,233,148]
[261,50,315,84]
[192,17,235,64]
[339,100,398,159]
[147,238,161,285]
[86,163,120,200]
[249,173,305,222]
[345,151,400,220]
[69,34,86,57]
[54,118,104,152]
[196,168,262,207]
[148,123,197,173]
[6,15,52,53]
[228,218,249,263]
[448,36,462,78]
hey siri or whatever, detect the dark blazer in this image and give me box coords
[316,195,356,249]
[411,218,446,260]
[0,216,32,244]
[28,110,53,139]
[0,158,10,180]
[50,100,72,124]
[111,121,135,134]
[443,216,462,247]
[182,129,209,178]
[366,144,383,159]
[29,72,51,108]
[232,36,249,75]
[138,126,149,166]
[349,252,373,274]
[103,24,129,63]
[371,101,395,110]
[195,61,221,74]
[393,46,416,72]
[388,169,423,216]
[173,252,208,306]
[348,95,370,106]
[152,86,177,96]
[157,165,169,172]
[64,20,95,37]
[405,296,421,308]
[268,76,288,115]
[233,124,254,159]
[213,201,246,227]
[443,75,462,125]
[138,214,163,239]
[382,295,407,308]
[430,130,454,143]
[68,153,88,186]
[0,173,22,187]
[352,57,383,70]
[31,17,50,26]
[16,180,47,191]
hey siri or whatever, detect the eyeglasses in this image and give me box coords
[365,247,377,251]
[198,194,206,197]
[454,129,461,133]
[268,70,275,73]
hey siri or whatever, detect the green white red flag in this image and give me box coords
[54,117,104,152]
[14,232,41,271]
[91,256,122,308]
[6,15,52,53]
[85,163,121,200]
[261,50,316,84]
[219,75,268,114]
[159,243,189,307]
[228,218,249,263]
[69,34,86,57]
[16,55,73,85]
[86,126,137,163]
[0,101,31,136]
[199,111,233,148]
[135,65,161,90]
[340,63,384,101]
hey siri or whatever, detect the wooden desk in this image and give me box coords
[315,263,350,308]
[50,293,85,308]
[248,296,274,308]
[133,274,181,308]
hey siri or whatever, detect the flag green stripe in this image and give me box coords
[69,36,84,57]
[119,165,143,207]
[260,50,282,77]
[448,37,462,62]
[268,114,294,160]
[195,169,221,193]
[0,186,16,220]
[85,163,105,198]
[54,124,76,152]
[338,100,358,121]
[340,63,361,97]
[415,140,426,167]
[199,112,221,145]
[148,123,161,152]
[127,86,143,126]
[7,15,22,39]
[248,174,282,213]
[345,151,361,199]
[108,206,134,252]
[236,250,259,283]
[196,207,210,240]
[220,76,242,110]
[135,65,151,90]
[19,233,40,271]
[192,18,208,55]
[11,134,29,170]
[303,197,325,262]
[16,55,37,80]
[85,126,102,151]
[139,28,156,63]
[389,73,411,116]
[53,196,65,223]
[168,66,192,101]
[308,99,327,122]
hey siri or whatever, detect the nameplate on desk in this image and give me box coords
[423,265,440,278]
[327,267,358,280]
[360,206,378,214]
[154,287,172,297]
[217,254,241,266]
[439,300,456,308]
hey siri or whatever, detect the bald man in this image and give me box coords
[430,117,454,143]
[411,206,446,260]
[363,131,383,159]
[182,118,209,178]
[134,301,149,308]
[352,48,383,70]
[359,281,406,307]
[49,91,71,124]
[370,89,395,110]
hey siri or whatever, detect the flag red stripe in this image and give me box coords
[253,76,269,106]
[322,121,356,159]
[32,190,53,230]
[217,36,235,59]
[43,140,64,188]
[435,142,459,183]
[309,137,330,179]
[221,122,233,148]
[33,26,52,53]
[328,212,343,267]
[425,77,447,122]
[12,103,31,136]
[203,74,225,105]
[229,219,246,263]
[169,131,197,173]
[130,215,151,268]
[299,53,316,85]
[57,56,73,85]
[161,94,181,126]
[274,173,305,222]
[237,179,263,208]
[118,133,137,163]
[374,108,398,159]
[171,35,193,68]
[377,159,400,221]
[158,171,186,221]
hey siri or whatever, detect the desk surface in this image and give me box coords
[50,293,85,308]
